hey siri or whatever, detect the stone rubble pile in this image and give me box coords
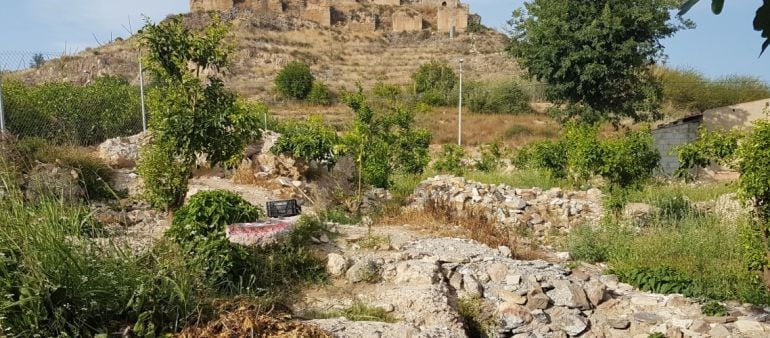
[408,176,603,241]
[312,235,770,338]
[97,132,148,169]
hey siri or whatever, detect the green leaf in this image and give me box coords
[678,0,701,16]
[711,0,724,14]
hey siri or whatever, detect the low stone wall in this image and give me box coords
[408,175,603,241]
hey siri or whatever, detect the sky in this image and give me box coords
[0,0,767,82]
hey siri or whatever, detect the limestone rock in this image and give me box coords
[346,259,378,283]
[547,280,591,310]
[550,307,588,336]
[25,164,84,203]
[97,132,147,168]
[608,318,630,330]
[527,288,551,310]
[486,263,508,284]
[498,302,533,331]
[326,253,349,277]
[584,280,606,307]
[622,203,659,227]
[394,260,441,285]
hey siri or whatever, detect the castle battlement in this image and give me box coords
[190,0,474,34]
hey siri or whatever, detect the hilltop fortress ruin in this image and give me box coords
[190,0,477,34]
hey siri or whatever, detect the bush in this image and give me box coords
[566,225,610,263]
[307,81,332,105]
[275,61,315,100]
[674,127,743,181]
[701,300,728,316]
[662,68,770,112]
[137,142,191,210]
[467,80,532,114]
[1,76,142,146]
[433,144,466,176]
[475,142,503,172]
[271,115,339,169]
[515,140,567,178]
[167,190,264,287]
[412,60,457,106]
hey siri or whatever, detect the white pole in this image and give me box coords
[458,58,463,146]
[139,55,147,133]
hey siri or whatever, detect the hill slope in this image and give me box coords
[16,11,521,101]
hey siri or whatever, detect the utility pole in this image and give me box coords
[138,55,147,132]
[458,58,464,146]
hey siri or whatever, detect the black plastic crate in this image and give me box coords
[266,199,302,218]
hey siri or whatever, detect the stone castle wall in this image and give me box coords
[189,0,472,33]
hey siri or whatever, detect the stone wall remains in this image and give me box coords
[437,4,468,33]
[408,176,603,243]
[392,10,423,32]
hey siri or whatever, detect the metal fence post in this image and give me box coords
[139,56,147,133]
[0,70,5,135]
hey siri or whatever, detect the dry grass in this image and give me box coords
[418,109,560,147]
[382,199,549,261]
[179,300,331,338]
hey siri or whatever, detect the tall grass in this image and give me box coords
[661,68,770,114]
[567,199,770,304]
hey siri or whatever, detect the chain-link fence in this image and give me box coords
[0,51,147,147]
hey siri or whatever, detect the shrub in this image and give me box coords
[566,225,610,263]
[275,61,315,100]
[271,115,339,169]
[674,126,743,181]
[617,266,696,296]
[515,140,567,178]
[341,89,431,191]
[1,76,142,146]
[597,126,660,190]
[307,81,332,105]
[457,296,497,338]
[661,68,770,112]
[137,143,191,210]
[466,80,532,115]
[701,300,728,317]
[475,142,503,172]
[412,60,456,106]
[433,144,466,176]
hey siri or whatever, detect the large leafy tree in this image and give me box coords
[679,0,770,54]
[509,0,691,123]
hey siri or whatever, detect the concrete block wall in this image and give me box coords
[652,122,699,176]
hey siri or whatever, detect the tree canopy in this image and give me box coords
[509,0,691,123]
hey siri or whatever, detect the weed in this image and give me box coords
[701,300,728,317]
[357,234,391,250]
[457,296,497,338]
[648,333,666,338]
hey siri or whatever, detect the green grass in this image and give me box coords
[567,211,770,304]
[457,296,497,338]
[627,181,737,203]
[302,301,398,323]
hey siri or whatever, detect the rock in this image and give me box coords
[550,307,588,336]
[499,290,527,305]
[498,246,512,258]
[666,327,684,338]
[506,274,522,286]
[690,319,709,333]
[547,280,591,310]
[449,272,463,291]
[498,303,533,330]
[555,252,571,260]
[97,132,147,168]
[622,203,659,227]
[527,288,551,310]
[394,260,441,285]
[734,319,764,333]
[531,309,550,324]
[630,295,659,307]
[25,164,84,203]
[705,316,737,324]
[608,318,630,330]
[346,259,378,283]
[326,253,349,277]
[462,273,483,297]
[505,197,528,210]
[633,312,661,324]
[709,324,731,338]
[486,263,508,284]
[714,193,750,222]
[292,180,303,188]
[584,280,606,307]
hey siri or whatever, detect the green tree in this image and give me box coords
[138,16,261,210]
[275,61,315,100]
[411,59,457,106]
[509,0,690,123]
[679,0,770,54]
[271,115,339,169]
[29,53,45,69]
